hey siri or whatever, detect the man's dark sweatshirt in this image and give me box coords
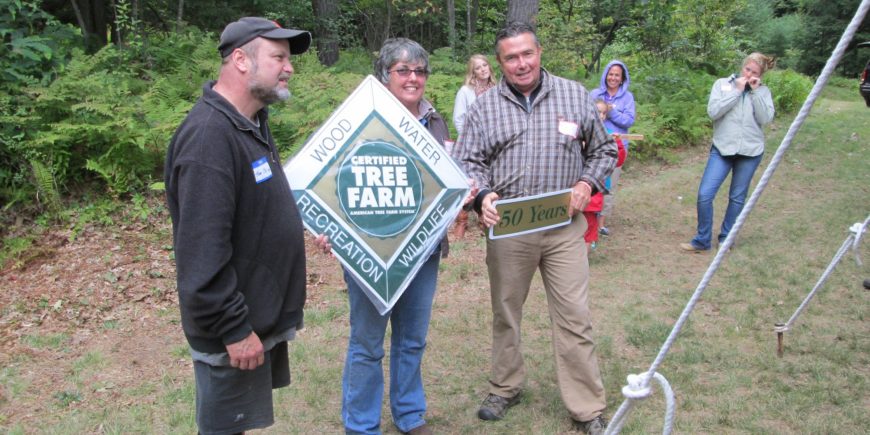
[165,82,306,354]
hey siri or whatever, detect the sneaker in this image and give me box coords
[477,392,521,421]
[572,415,607,435]
[679,242,708,253]
[598,226,610,236]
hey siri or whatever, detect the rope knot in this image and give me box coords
[621,373,652,399]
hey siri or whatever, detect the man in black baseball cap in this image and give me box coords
[165,16,310,435]
[218,17,311,58]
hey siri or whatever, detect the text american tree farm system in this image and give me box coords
[284,76,469,314]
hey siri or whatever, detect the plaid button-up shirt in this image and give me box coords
[454,69,616,201]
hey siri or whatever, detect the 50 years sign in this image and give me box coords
[489,189,574,239]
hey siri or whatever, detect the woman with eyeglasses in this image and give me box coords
[337,38,447,435]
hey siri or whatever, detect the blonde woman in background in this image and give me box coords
[681,52,776,253]
[453,54,497,136]
[452,54,496,237]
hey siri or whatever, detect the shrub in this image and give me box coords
[0,0,79,209]
[26,46,156,195]
[277,66,365,156]
[140,30,223,166]
[629,61,714,159]
[763,69,813,114]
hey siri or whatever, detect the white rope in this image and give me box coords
[606,0,870,432]
[850,216,869,266]
[607,371,675,435]
[777,215,869,332]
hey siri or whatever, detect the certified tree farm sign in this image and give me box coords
[284,76,469,314]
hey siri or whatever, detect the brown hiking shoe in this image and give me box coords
[477,392,521,421]
[679,242,708,253]
[572,415,607,435]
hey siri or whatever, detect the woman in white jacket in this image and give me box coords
[453,54,496,137]
[681,52,776,252]
[451,54,496,237]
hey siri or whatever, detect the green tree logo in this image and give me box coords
[337,141,423,237]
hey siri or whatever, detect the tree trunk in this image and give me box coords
[176,0,184,33]
[71,0,88,36]
[355,0,391,52]
[312,0,340,66]
[110,0,122,47]
[507,0,539,25]
[447,0,456,51]
[466,0,479,42]
[586,21,620,78]
[71,0,110,52]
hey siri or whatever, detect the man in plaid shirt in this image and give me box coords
[453,21,616,435]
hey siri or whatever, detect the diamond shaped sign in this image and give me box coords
[284,75,469,314]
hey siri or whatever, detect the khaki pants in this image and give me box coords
[485,217,606,421]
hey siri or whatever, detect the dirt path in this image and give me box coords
[0,208,341,429]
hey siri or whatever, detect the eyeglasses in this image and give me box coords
[389,67,429,78]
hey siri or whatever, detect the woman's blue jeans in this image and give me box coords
[341,250,440,434]
[691,146,763,250]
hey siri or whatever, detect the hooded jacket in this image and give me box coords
[590,60,636,148]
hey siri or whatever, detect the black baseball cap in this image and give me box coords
[218,17,311,58]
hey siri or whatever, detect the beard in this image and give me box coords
[247,58,292,105]
[249,76,291,105]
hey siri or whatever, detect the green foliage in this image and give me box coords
[30,159,60,214]
[323,46,376,75]
[425,47,467,137]
[630,61,713,159]
[628,0,746,73]
[139,30,220,164]
[277,56,365,155]
[796,0,869,76]
[3,29,218,206]
[0,0,78,90]
[0,1,831,213]
[27,45,158,194]
[0,235,34,270]
[0,0,79,208]
[763,69,813,114]
[535,1,596,79]
[53,390,82,408]
[735,1,805,71]
[0,91,34,207]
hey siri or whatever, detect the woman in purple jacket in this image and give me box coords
[589,60,635,236]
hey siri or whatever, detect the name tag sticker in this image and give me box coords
[252,157,273,184]
[721,83,733,92]
[558,119,579,139]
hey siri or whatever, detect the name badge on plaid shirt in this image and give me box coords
[558,119,579,139]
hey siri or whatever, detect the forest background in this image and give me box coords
[2,0,869,229]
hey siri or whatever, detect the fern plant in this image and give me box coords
[26,46,157,194]
[30,159,60,213]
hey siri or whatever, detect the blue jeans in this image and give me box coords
[341,250,440,434]
[691,146,763,250]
